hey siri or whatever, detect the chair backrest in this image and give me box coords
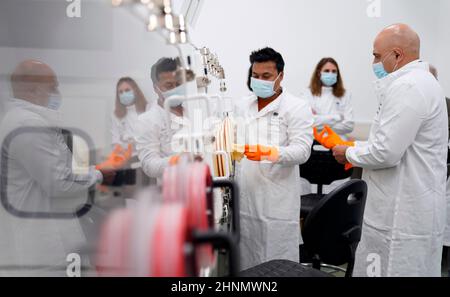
[302,179,368,266]
[447,149,450,178]
[61,129,73,153]
[300,142,353,186]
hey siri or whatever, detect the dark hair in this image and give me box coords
[309,57,346,98]
[246,66,253,91]
[115,77,147,119]
[249,47,285,73]
[151,58,179,85]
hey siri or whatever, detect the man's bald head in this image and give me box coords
[11,60,59,106]
[373,24,421,74]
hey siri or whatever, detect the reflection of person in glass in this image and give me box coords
[135,58,188,179]
[109,77,150,187]
[112,77,149,153]
[0,60,114,276]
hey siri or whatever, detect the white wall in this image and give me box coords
[1,0,448,149]
[436,0,450,97]
[191,0,444,124]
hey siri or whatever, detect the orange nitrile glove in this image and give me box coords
[345,163,353,171]
[313,125,355,149]
[244,144,279,162]
[314,126,355,171]
[122,143,132,160]
[113,144,124,154]
[169,154,181,166]
[96,144,133,171]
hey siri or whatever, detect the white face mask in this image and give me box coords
[119,90,136,106]
[158,84,187,107]
[250,72,282,99]
[47,93,62,110]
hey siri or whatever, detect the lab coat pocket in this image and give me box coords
[364,173,395,231]
[259,163,299,221]
[396,188,438,237]
[335,99,346,113]
[258,163,290,186]
[272,119,288,147]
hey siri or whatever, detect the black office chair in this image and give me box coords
[447,150,450,178]
[61,129,73,153]
[300,142,353,219]
[301,179,367,277]
[445,161,450,277]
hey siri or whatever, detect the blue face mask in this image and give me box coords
[160,84,187,107]
[372,62,389,79]
[119,90,136,106]
[320,72,338,87]
[250,73,281,99]
[48,93,62,110]
[372,51,398,79]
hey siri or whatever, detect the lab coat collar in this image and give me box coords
[126,104,137,112]
[7,97,62,125]
[322,86,333,94]
[249,93,282,119]
[155,100,185,126]
[169,110,186,127]
[116,104,138,123]
[373,59,428,92]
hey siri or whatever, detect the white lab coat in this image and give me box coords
[234,91,313,270]
[0,98,100,276]
[135,103,186,179]
[301,87,354,136]
[111,104,150,154]
[445,177,450,247]
[346,60,448,277]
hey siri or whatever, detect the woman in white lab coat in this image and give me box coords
[112,77,149,152]
[110,77,150,186]
[300,58,355,195]
[302,57,354,137]
[301,58,355,195]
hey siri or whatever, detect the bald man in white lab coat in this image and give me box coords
[332,24,448,277]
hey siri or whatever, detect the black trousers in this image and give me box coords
[112,168,136,186]
[447,247,450,276]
